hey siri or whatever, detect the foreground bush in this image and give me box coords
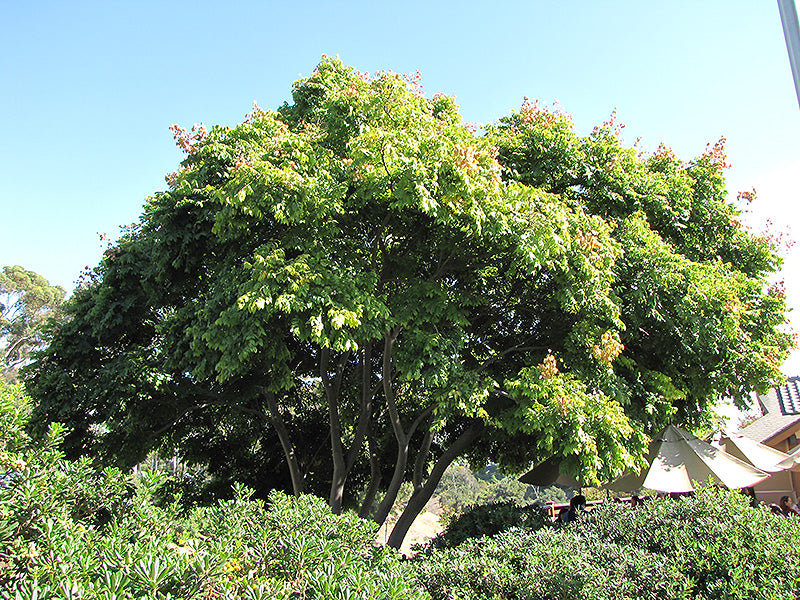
[587,487,800,599]
[410,487,800,600]
[0,382,427,600]
[431,501,549,549]
[5,378,799,600]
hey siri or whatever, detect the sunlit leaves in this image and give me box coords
[502,361,643,485]
[1,266,66,382]
[492,96,791,430]
[24,56,794,509]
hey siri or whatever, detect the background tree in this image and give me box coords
[0,266,65,383]
[26,58,792,548]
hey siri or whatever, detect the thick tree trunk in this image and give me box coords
[321,348,351,514]
[372,329,406,525]
[346,341,374,474]
[329,343,377,514]
[413,427,433,491]
[263,389,305,496]
[329,463,347,514]
[372,329,436,526]
[359,424,383,518]
[387,420,485,550]
[373,440,409,525]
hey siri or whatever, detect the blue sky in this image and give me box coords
[2,1,800,373]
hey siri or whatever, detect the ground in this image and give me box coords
[375,499,444,556]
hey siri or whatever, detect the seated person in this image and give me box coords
[563,494,587,523]
[778,495,800,517]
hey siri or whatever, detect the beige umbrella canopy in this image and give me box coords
[716,430,796,473]
[518,456,582,488]
[607,425,771,494]
[776,443,800,471]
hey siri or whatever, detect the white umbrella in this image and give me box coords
[716,430,795,473]
[776,443,800,471]
[607,425,771,494]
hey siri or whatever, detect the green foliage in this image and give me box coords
[433,465,483,513]
[0,379,31,456]
[431,464,544,521]
[430,501,550,550]
[0,266,65,383]
[0,382,427,600]
[530,484,568,505]
[412,527,686,600]
[4,382,799,600]
[587,487,800,599]
[25,57,793,546]
[410,486,800,600]
[491,109,791,424]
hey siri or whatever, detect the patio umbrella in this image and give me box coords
[607,425,771,494]
[715,430,796,473]
[518,456,582,488]
[776,443,800,471]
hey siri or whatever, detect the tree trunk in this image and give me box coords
[3,333,34,367]
[359,424,383,518]
[372,328,438,526]
[263,389,305,496]
[413,426,433,492]
[387,420,485,549]
[322,348,350,514]
[373,439,409,525]
[328,343,377,514]
[346,341,374,474]
[372,330,405,524]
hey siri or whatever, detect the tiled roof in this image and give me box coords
[740,376,800,444]
[775,377,800,416]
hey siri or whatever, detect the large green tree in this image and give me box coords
[0,266,65,383]
[26,58,791,548]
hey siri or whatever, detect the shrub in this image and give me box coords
[410,526,688,600]
[430,501,550,549]
[586,487,800,599]
[0,382,428,600]
[408,486,800,600]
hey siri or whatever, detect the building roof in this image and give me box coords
[740,376,800,445]
[776,378,800,416]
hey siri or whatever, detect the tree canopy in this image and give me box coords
[0,266,65,383]
[25,57,792,547]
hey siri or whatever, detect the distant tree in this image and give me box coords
[478,475,530,505]
[434,465,484,512]
[26,58,792,549]
[0,266,65,383]
[474,463,502,482]
[532,485,568,505]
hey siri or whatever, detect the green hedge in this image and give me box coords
[409,488,800,600]
[431,501,550,549]
[0,383,426,600]
[4,380,800,600]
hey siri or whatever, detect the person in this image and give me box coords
[778,495,800,517]
[563,494,587,523]
[557,507,569,523]
[741,487,759,508]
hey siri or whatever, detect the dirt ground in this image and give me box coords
[375,500,444,556]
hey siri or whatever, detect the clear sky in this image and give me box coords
[2,1,800,374]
